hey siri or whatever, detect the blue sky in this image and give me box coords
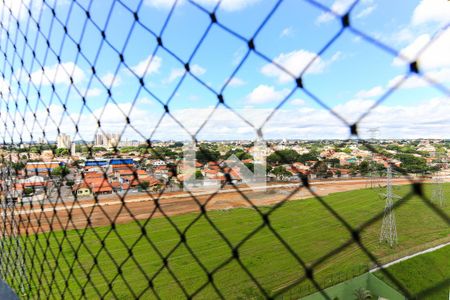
[0,0,449,142]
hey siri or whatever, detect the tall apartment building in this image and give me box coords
[95,133,120,148]
[57,133,71,149]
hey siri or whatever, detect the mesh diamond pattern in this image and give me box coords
[0,0,449,299]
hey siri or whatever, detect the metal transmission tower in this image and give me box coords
[431,173,445,207]
[379,165,400,247]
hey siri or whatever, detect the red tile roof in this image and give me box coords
[14,181,49,190]
[25,162,60,169]
[84,172,104,178]
[111,164,134,169]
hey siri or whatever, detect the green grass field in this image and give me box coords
[5,183,450,299]
[375,245,450,300]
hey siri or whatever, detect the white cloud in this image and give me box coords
[232,46,247,66]
[355,86,384,98]
[316,0,355,24]
[0,78,10,96]
[358,65,450,98]
[174,97,450,139]
[188,95,200,101]
[280,27,294,38]
[191,64,206,76]
[390,28,416,44]
[85,88,102,97]
[164,69,185,84]
[199,0,261,11]
[137,97,154,105]
[290,98,306,106]
[0,0,33,24]
[329,51,342,63]
[144,0,260,11]
[228,77,246,87]
[93,103,149,126]
[333,98,375,123]
[131,55,162,77]
[246,85,290,104]
[0,0,68,32]
[355,4,376,19]
[144,0,177,8]
[101,72,122,87]
[316,0,377,24]
[389,68,450,89]
[163,64,206,84]
[380,0,449,48]
[3,96,450,141]
[30,62,85,86]
[393,29,450,69]
[412,0,450,26]
[261,50,333,83]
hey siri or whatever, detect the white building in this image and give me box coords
[71,143,77,156]
[95,133,120,148]
[152,160,166,166]
[57,133,71,149]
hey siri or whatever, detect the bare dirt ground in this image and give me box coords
[2,178,418,235]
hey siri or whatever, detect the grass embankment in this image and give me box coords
[6,183,449,299]
[375,245,450,300]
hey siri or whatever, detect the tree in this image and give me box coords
[138,146,150,155]
[151,147,177,159]
[271,166,291,180]
[11,162,25,172]
[51,166,70,177]
[138,181,150,190]
[29,146,40,154]
[244,162,254,172]
[170,142,184,148]
[358,161,370,175]
[80,146,90,153]
[373,162,386,177]
[196,147,220,164]
[267,149,301,165]
[395,153,428,173]
[353,288,372,300]
[325,158,340,168]
[312,161,328,178]
[195,170,204,179]
[23,187,34,196]
[342,147,352,154]
[120,146,137,153]
[224,149,252,160]
[55,148,69,157]
[71,159,84,168]
[298,151,319,163]
[93,147,107,152]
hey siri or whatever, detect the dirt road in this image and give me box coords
[2,178,416,234]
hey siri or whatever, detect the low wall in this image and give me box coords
[300,273,404,300]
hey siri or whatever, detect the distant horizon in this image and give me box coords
[5,137,450,146]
